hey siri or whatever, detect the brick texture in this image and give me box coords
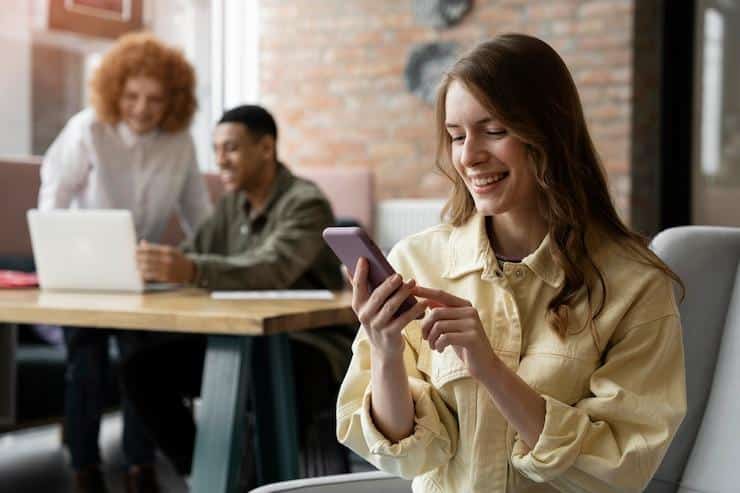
[259,0,634,221]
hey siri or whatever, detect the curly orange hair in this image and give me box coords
[89,32,197,133]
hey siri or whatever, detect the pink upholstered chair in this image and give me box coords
[0,157,42,260]
[292,166,375,232]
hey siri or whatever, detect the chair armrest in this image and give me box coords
[248,471,411,493]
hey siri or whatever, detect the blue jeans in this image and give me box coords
[63,327,158,470]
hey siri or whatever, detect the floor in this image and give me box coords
[0,411,375,492]
[0,413,187,493]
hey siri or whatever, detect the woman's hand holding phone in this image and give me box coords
[348,257,419,442]
[348,257,428,359]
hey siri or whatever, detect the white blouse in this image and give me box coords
[38,108,213,242]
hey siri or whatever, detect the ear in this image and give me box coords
[258,135,276,161]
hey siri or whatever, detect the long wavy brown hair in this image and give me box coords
[89,32,196,133]
[434,34,683,341]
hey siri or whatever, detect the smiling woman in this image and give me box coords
[89,31,197,134]
[336,34,687,493]
[117,76,166,135]
[443,80,541,248]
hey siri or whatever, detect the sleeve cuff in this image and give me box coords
[187,257,210,289]
[510,395,590,482]
[360,378,453,459]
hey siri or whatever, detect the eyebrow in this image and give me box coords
[445,117,496,129]
[213,139,237,147]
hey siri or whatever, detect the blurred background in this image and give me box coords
[0,0,737,233]
[0,2,739,492]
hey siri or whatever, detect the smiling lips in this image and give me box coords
[470,171,509,188]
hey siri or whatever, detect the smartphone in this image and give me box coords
[323,226,420,318]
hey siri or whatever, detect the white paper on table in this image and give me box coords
[210,290,335,300]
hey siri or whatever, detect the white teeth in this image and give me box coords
[471,173,507,186]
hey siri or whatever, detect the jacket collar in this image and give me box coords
[442,213,564,288]
[442,213,493,280]
[238,161,293,222]
[522,234,565,288]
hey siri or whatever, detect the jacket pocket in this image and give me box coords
[416,471,445,493]
[518,352,598,405]
[416,345,477,466]
[416,345,470,388]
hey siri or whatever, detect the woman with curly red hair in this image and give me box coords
[38,32,212,493]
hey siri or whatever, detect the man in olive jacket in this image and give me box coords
[136,106,341,292]
[125,105,348,481]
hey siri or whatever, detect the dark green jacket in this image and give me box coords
[182,162,342,292]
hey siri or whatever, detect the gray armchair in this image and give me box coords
[647,226,740,493]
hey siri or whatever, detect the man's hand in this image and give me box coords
[136,241,195,284]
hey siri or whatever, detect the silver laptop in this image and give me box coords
[27,209,177,292]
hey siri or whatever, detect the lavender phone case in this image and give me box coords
[322,226,419,317]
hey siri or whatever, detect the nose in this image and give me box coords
[459,135,487,168]
[215,149,228,168]
[133,97,148,116]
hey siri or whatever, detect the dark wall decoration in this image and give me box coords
[404,42,459,104]
[406,0,471,104]
[413,0,473,29]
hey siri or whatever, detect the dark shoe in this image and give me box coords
[73,465,108,493]
[125,465,160,493]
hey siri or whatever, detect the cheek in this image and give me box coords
[512,159,540,199]
[451,148,464,174]
[150,102,166,117]
[499,142,529,174]
[452,161,469,188]
[226,153,239,167]
[234,157,250,176]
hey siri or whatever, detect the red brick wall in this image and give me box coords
[259,0,634,220]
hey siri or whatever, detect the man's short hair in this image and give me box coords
[218,105,278,141]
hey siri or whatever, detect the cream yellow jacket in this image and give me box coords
[336,214,686,492]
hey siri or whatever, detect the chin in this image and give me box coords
[472,199,504,216]
[128,126,142,134]
[127,121,155,134]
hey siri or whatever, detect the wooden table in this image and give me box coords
[0,288,357,492]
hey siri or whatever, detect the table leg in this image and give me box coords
[191,335,252,493]
[251,333,299,483]
[191,334,301,493]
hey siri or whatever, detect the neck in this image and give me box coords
[487,207,548,259]
[243,161,278,212]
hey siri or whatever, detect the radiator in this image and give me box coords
[374,199,446,252]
